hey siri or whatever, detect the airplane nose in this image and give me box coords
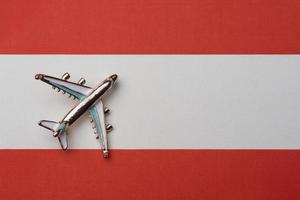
[110,74,118,82]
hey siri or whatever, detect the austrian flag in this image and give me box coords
[0,1,299,200]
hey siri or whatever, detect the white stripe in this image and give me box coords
[0,55,299,149]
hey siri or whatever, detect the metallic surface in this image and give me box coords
[62,72,70,80]
[106,124,113,132]
[62,78,114,125]
[104,107,110,114]
[78,78,86,85]
[36,73,118,158]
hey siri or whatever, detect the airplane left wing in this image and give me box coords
[35,73,92,100]
[89,101,109,158]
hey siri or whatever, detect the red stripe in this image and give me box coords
[0,0,299,54]
[0,150,299,200]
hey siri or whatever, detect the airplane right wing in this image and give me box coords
[88,101,109,158]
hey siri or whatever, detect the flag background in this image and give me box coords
[0,55,299,200]
[0,0,299,54]
[0,56,300,149]
[0,0,300,200]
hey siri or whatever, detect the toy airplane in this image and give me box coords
[35,72,118,158]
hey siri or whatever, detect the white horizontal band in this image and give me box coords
[0,55,299,149]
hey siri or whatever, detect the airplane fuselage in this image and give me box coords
[36,73,117,157]
[62,78,114,126]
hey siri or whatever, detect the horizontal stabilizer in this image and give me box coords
[38,120,60,132]
[38,120,68,150]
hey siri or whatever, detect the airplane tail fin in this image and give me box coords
[38,120,68,150]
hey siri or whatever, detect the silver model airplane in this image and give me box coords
[35,72,118,158]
